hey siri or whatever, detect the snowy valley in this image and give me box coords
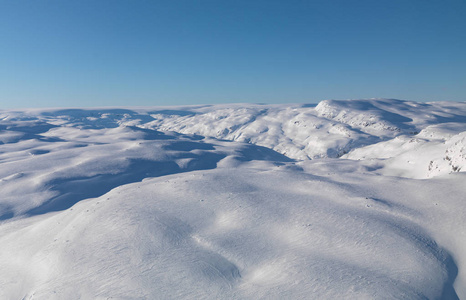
[0,99,465,299]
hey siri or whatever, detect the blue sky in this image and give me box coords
[0,0,465,108]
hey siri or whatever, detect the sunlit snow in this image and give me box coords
[0,99,465,299]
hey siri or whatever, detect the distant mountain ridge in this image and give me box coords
[3,99,464,178]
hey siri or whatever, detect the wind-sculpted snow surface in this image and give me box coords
[0,99,465,299]
[0,124,289,220]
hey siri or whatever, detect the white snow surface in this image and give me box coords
[0,99,465,299]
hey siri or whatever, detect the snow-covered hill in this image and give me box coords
[0,99,465,299]
[3,98,465,178]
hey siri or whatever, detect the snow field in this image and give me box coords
[0,99,465,299]
[1,167,464,299]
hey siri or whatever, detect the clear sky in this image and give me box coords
[0,0,465,108]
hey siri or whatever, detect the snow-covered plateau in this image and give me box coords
[0,99,465,299]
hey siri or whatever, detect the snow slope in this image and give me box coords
[0,99,465,299]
